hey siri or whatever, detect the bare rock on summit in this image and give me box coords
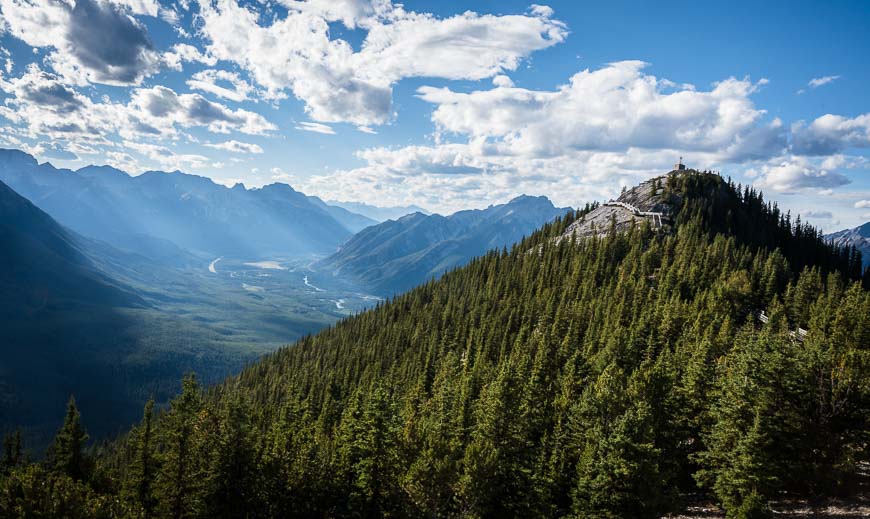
[559,170,688,241]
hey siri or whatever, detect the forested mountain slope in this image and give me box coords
[2,171,868,518]
[318,195,571,295]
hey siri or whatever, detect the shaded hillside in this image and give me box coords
[0,148,366,258]
[0,179,147,447]
[4,171,866,518]
[0,180,141,314]
[318,195,571,294]
[0,180,299,451]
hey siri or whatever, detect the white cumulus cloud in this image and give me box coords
[163,43,217,71]
[186,69,254,102]
[791,113,870,155]
[0,65,276,163]
[195,0,566,126]
[750,156,851,193]
[129,85,276,135]
[205,140,264,153]
[417,61,782,161]
[1,0,162,85]
[295,121,336,134]
[298,61,866,211]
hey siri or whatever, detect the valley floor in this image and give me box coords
[2,253,385,451]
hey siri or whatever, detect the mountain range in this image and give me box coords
[0,171,373,448]
[6,146,864,469]
[317,195,572,294]
[0,149,374,260]
[326,200,429,222]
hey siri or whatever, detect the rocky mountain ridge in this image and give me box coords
[0,148,372,259]
[559,170,686,241]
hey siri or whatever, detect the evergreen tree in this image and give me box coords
[124,399,157,518]
[570,364,672,519]
[156,375,203,519]
[1,430,23,475]
[50,396,89,481]
[339,385,405,517]
[202,394,258,518]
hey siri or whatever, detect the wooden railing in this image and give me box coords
[758,311,808,342]
[603,201,667,229]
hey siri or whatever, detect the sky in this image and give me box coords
[0,0,868,229]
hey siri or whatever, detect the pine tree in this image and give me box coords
[156,375,203,519]
[694,325,797,518]
[51,396,89,481]
[1,430,23,474]
[345,385,405,517]
[202,395,258,518]
[403,352,464,517]
[124,399,157,518]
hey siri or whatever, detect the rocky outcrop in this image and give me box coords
[558,170,688,241]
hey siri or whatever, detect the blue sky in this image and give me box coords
[0,0,868,229]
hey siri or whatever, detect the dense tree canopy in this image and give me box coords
[2,171,868,518]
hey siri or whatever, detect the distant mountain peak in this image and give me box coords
[0,148,39,169]
[326,200,431,222]
[397,211,430,221]
[507,194,550,204]
[77,164,125,174]
[826,221,870,268]
[258,182,299,194]
[76,165,130,182]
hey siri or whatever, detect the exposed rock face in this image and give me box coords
[559,170,687,241]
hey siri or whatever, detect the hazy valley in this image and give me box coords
[0,149,572,449]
